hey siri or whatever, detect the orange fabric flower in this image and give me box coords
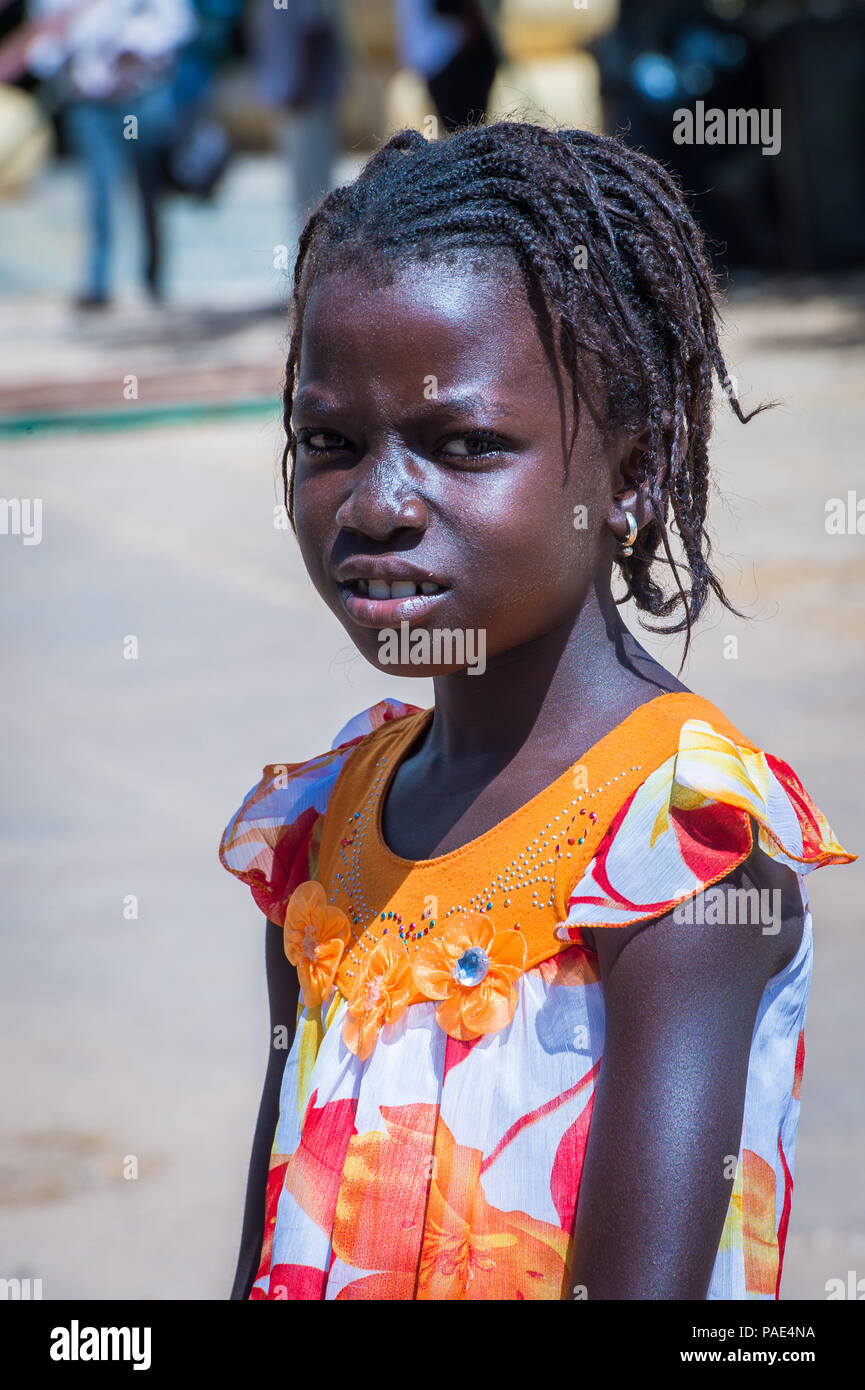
[412,912,527,1041]
[284,880,351,1010]
[342,936,414,1060]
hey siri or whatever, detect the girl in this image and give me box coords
[220,121,854,1301]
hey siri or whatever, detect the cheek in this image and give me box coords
[471,467,604,599]
[293,461,336,531]
[292,479,334,584]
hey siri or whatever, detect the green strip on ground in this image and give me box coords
[0,398,279,437]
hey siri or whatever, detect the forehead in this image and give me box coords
[296,253,564,399]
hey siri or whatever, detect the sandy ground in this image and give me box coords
[1,157,863,1300]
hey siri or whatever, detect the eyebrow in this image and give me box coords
[291,391,519,422]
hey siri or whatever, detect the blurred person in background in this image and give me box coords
[396,0,500,131]
[249,0,346,229]
[19,0,197,308]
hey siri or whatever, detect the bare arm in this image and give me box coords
[229,919,300,1301]
[573,836,805,1299]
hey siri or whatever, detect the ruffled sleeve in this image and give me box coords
[557,717,855,938]
[219,698,422,925]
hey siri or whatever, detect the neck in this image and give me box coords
[425,583,681,766]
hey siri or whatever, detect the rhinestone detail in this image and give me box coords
[327,751,643,974]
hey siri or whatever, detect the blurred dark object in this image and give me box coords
[0,0,31,87]
[428,28,498,129]
[398,0,501,131]
[173,0,245,109]
[591,0,865,275]
[159,0,242,201]
[160,113,231,198]
[432,0,479,14]
[767,8,865,273]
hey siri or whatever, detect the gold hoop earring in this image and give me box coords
[620,510,638,557]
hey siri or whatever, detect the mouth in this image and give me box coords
[337,577,450,628]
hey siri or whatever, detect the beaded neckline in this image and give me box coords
[318,689,730,989]
[371,691,684,870]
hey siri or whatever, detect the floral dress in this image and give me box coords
[220,692,854,1300]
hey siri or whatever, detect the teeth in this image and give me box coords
[353,578,444,599]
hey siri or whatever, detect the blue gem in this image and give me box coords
[453,946,490,987]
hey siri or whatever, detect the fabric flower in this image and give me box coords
[412,912,527,1041]
[342,936,414,1060]
[284,880,351,1010]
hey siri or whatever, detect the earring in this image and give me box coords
[620,509,638,557]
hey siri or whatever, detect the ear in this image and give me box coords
[605,413,672,547]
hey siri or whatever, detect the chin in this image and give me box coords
[346,624,490,680]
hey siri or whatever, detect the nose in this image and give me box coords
[334,450,429,541]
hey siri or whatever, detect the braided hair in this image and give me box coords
[280,120,773,658]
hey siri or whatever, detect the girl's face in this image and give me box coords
[291,256,624,675]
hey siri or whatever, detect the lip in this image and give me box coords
[337,582,450,628]
[334,558,451,629]
[335,559,447,587]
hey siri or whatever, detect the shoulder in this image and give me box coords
[584,825,807,992]
[561,701,854,947]
[218,698,423,925]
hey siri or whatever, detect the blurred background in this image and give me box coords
[1,0,863,1300]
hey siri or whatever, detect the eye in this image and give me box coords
[437,430,507,460]
[295,428,350,456]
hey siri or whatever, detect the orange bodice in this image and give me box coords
[316,692,751,1004]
